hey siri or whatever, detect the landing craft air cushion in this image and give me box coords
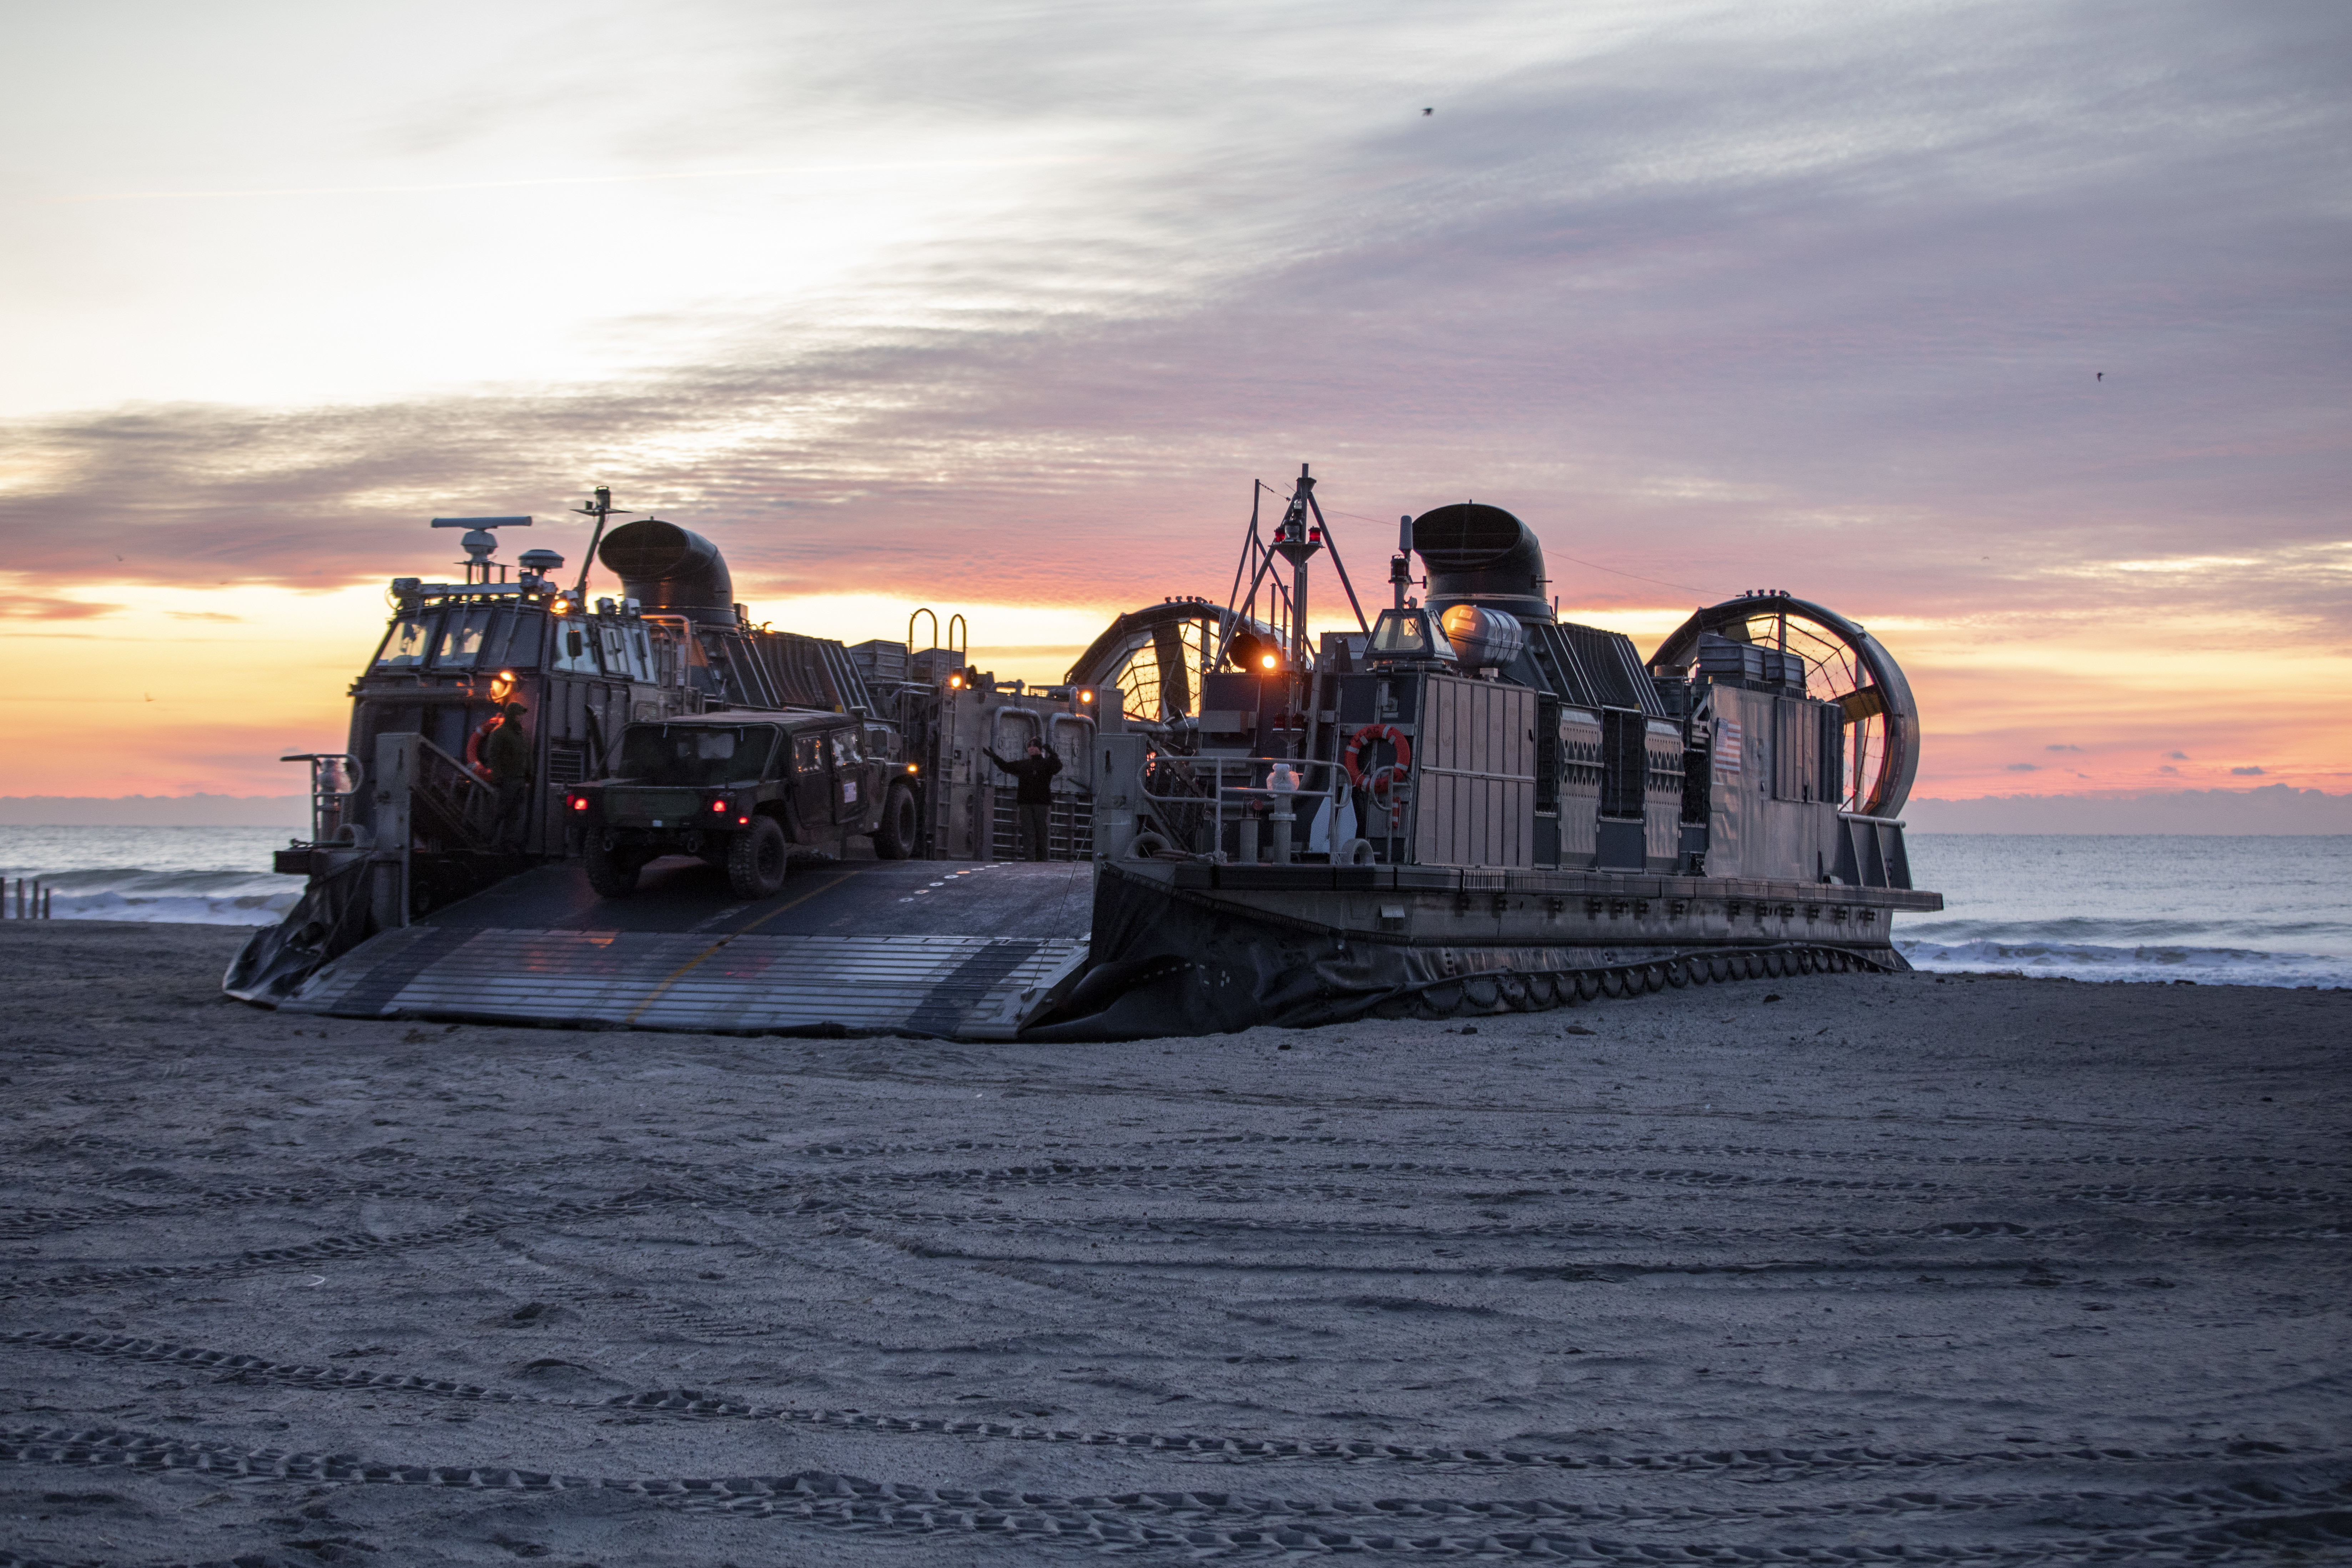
[227,474,1940,1036]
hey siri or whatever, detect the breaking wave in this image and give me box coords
[1898,835,2352,988]
[0,827,302,926]
[0,867,300,926]
[1896,933,2350,988]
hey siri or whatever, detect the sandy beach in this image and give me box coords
[1,920,2344,1566]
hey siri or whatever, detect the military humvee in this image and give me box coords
[566,711,920,898]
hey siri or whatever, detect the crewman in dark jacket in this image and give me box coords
[983,739,1062,861]
[484,701,533,848]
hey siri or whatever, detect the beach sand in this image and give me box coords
[1,920,2345,1565]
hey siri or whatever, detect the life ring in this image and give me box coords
[464,715,502,781]
[1342,724,1412,787]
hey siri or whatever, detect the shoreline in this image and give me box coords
[7,917,2349,990]
[2,921,2344,1565]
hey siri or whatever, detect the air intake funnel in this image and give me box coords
[1411,503,1551,622]
[597,519,736,626]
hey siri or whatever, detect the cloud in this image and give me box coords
[2005,762,2039,772]
[1906,784,2352,834]
[1,1,2348,628]
[2045,743,2083,752]
[1,0,2349,801]
[2166,750,2191,759]
[2231,765,2266,775]
[2159,765,2179,773]
[0,594,121,620]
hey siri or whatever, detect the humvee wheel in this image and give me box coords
[728,816,789,898]
[584,837,639,898]
[874,780,919,860]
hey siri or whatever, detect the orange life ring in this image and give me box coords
[1342,723,1412,787]
[464,715,501,781]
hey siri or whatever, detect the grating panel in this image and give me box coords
[283,927,1088,1039]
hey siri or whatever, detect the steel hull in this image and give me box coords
[1024,859,1943,1037]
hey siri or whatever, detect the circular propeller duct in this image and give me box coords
[1067,599,1266,724]
[1650,593,1920,820]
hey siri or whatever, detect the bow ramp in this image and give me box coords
[276,859,1093,1040]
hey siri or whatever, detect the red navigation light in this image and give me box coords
[711,800,727,813]
[569,795,587,812]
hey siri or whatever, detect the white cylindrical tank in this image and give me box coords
[1439,605,1526,669]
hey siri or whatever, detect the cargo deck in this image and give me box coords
[274,857,1093,1039]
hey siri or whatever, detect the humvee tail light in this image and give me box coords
[737,816,750,825]
[569,795,587,812]
[711,800,727,812]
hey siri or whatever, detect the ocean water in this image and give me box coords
[1900,835,2351,989]
[0,826,305,926]
[1,826,2345,988]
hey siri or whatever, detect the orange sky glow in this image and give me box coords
[5,552,2345,801]
[2,0,2346,810]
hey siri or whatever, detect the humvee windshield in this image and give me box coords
[620,725,782,786]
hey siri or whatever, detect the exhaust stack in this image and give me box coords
[598,519,737,626]
[1412,503,1551,623]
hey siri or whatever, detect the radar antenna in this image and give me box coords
[570,486,637,600]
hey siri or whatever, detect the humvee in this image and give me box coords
[565,711,921,898]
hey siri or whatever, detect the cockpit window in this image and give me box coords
[552,614,599,673]
[599,622,649,681]
[433,608,495,667]
[376,616,433,667]
[1368,609,1437,657]
[619,725,780,786]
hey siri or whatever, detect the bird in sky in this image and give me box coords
[1423,107,1434,116]
[2096,372,2104,381]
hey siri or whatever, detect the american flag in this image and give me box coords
[1715,714,1742,771]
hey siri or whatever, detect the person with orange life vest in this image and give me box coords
[484,701,533,848]
[983,738,1062,860]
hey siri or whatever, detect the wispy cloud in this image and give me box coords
[0,594,121,620]
[1,0,2346,795]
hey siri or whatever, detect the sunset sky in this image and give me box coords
[3,0,2346,803]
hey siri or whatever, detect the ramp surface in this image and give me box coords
[279,858,1094,1038]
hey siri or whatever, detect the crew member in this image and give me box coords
[485,701,534,848]
[983,738,1062,861]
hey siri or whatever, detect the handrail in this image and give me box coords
[1046,711,1098,790]
[1135,754,1352,861]
[409,734,500,852]
[280,752,361,844]
[908,607,940,651]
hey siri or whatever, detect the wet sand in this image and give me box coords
[2,920,2346,1566]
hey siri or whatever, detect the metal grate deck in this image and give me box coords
[281,926,1089,1040]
